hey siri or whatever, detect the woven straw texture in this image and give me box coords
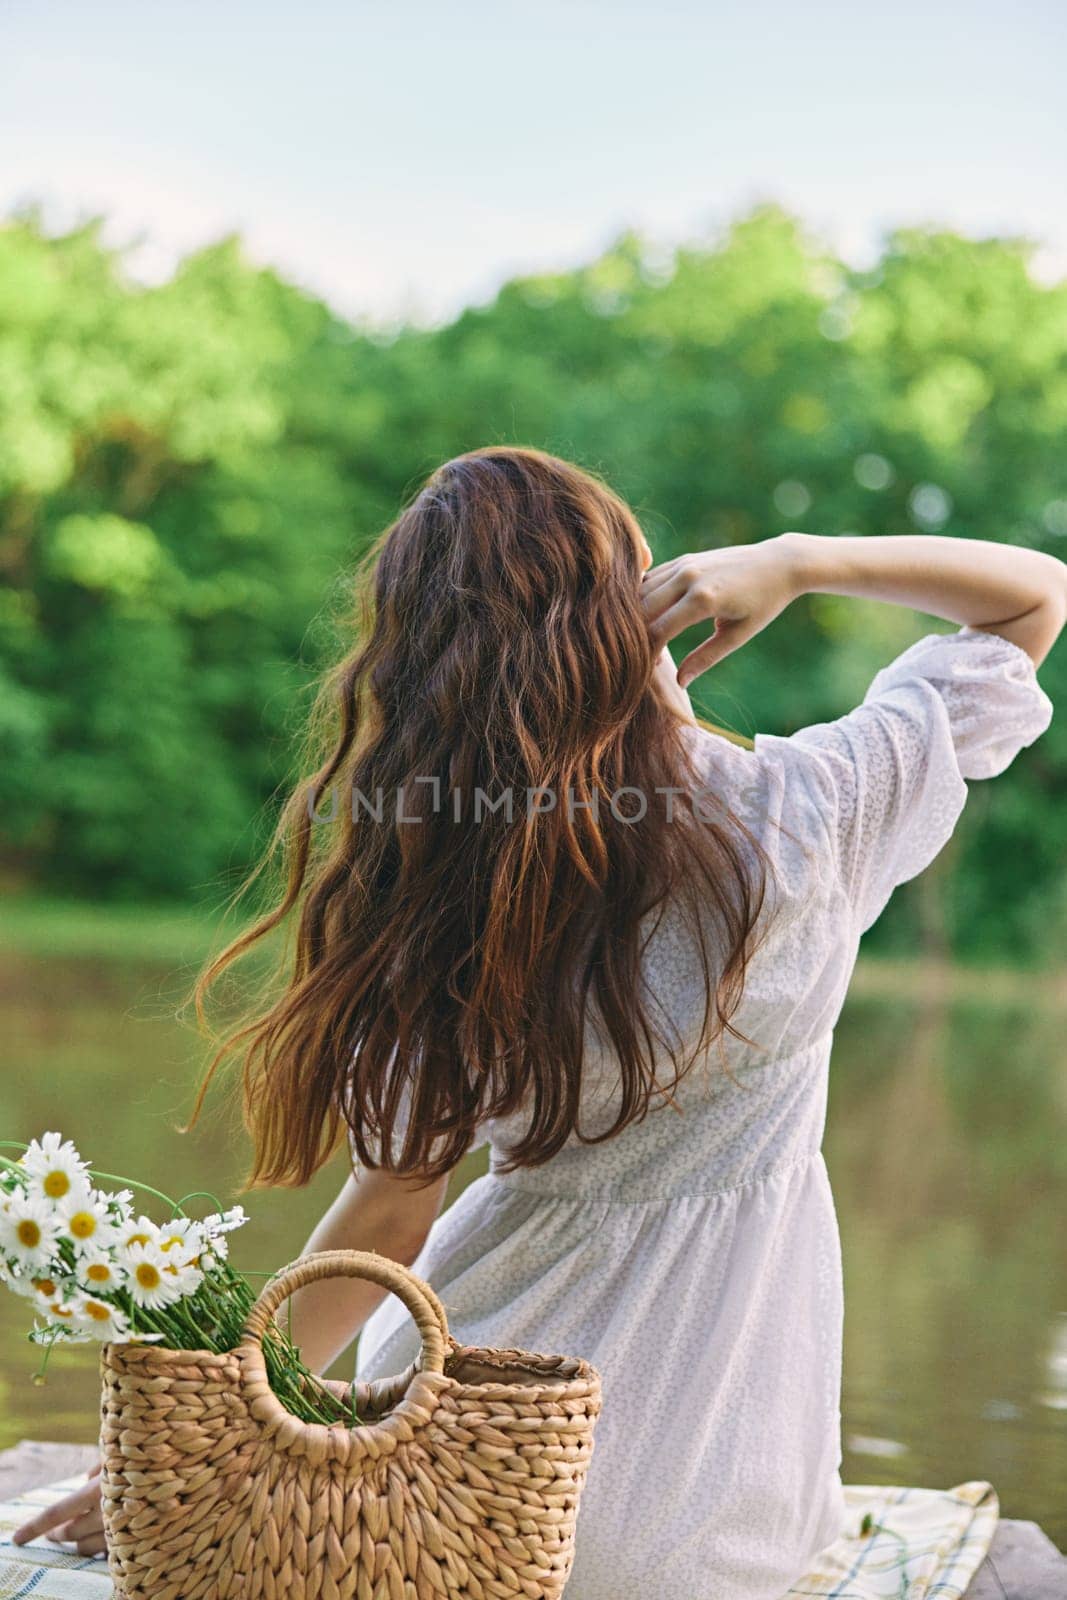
[99,1250,602,1600]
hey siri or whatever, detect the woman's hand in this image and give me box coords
[642,536,800,688]
[11,1460,105,1557]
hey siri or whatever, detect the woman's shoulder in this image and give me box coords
[689,625,1052,805]
[741,626,1050,931]
[679,720,833,880]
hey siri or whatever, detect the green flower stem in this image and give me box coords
[88,1170,180,1212]
[116,1264,360,1426]
[31,1326,63,1385]
[170,1190,227,1218]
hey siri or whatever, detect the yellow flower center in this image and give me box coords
[135,1263,161,1291]
[52,1304,73,1318]
[160,1236,181,1251]
[126,1231,150,1248]
[16,1220,41,1248]
[86,1263,110,1283]
[43,1171,70,1198]
[68,1212,96,1239]
[33,1277,56,1296]
[84,1300,111,1322]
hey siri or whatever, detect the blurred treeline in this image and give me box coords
[1,205,1065,960]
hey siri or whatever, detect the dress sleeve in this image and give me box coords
[754,626,1053,933]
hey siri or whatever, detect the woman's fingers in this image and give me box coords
[641,566,691,625]
[678,619,752,686]
[47,1502,105,1542]
[642,559,740,647]
[43,1497,108,1556]
[647,581,731,647]
[12,1467,102,1547]
[48,1521,107,1557]
[643,543,795,680]
[640,558,685,596]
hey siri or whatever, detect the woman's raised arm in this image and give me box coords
[643,532,1067,686]
[786,533,1067,667]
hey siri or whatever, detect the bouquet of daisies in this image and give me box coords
[0,1132,359,1425]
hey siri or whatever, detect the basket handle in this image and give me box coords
[240,1249,450,1375]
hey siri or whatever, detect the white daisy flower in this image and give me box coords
[27,1273,75,1311]
[125,1242,184,1309]
[0,1195,61,1270]
[203,1206,247,1236]
[43,1294,83,1326]
[29,1318,92,1344]
[4,1267,41,1299]
[104,1188,135,1222]
[19,1133,91,1205]
[116,1214,163,1260]
[76,1250,121,1293]
[57,1192,115,1255]
[156,1216,206,1268]
[71,1294,131,1342]
[197,1206,246,1261]
[161,1256,204,1296]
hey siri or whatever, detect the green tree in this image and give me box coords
[1,205,1064,959]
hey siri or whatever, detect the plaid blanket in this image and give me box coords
[0,1474,998,1599]
[0,1474,111,1599]
[785,1483,998,1598]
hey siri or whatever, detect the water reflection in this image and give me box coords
[1042,1316,1067,1413]
[829,985,1067,1540]
[1,951,1064,1543]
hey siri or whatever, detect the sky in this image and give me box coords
[2,0,1064,324]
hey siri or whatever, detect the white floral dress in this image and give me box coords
[354,626,1053,1600]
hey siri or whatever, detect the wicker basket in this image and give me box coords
[100,1249,603,1600]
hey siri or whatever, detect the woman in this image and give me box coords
[19,448,1062,1599]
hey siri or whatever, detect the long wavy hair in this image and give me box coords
[193,447,767,1187]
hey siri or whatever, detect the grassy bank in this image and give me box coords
[0,897,225,965]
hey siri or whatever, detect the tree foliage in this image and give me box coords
[1,206,1065,958]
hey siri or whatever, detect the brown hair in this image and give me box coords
[193,448,766,1187]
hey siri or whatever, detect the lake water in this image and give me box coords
[1,947,1064,1546]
